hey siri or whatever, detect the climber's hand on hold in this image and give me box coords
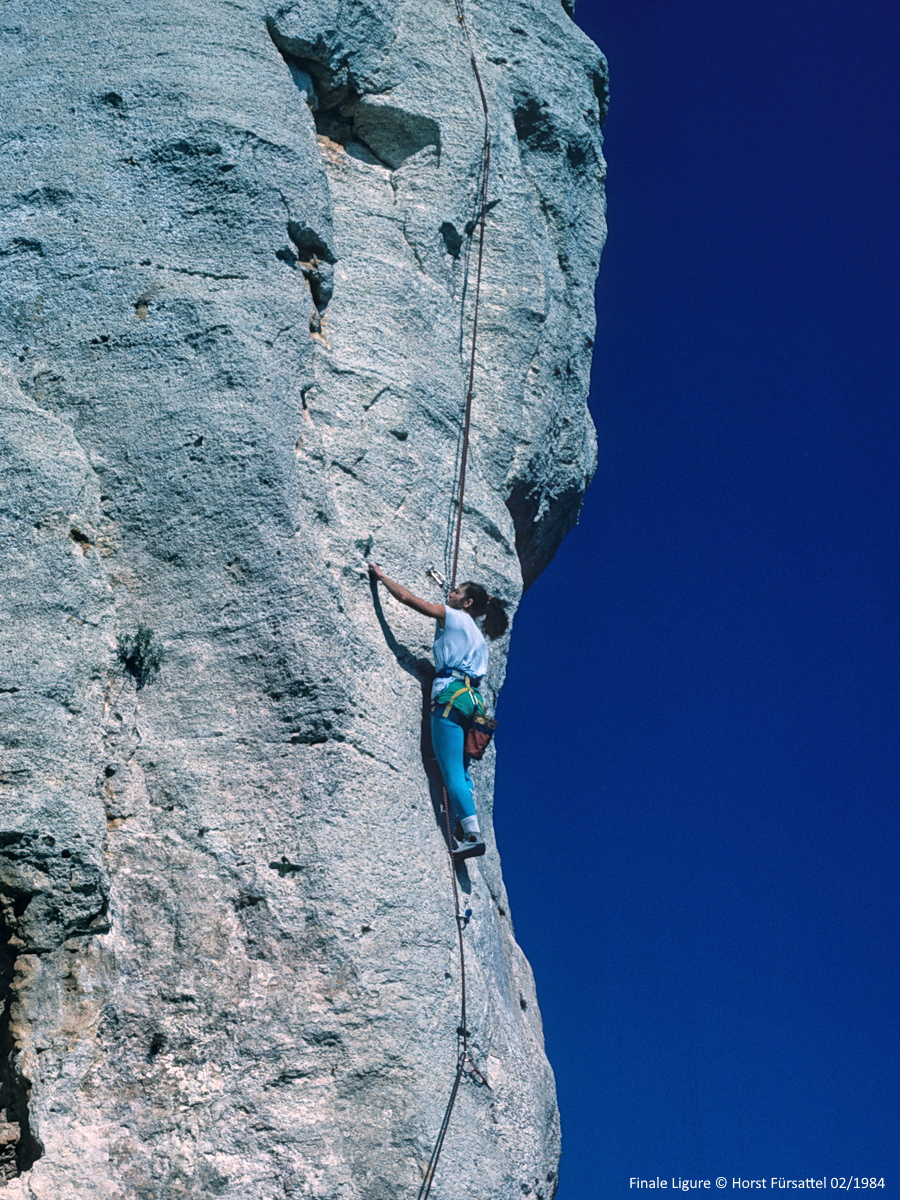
[368,564,446,623]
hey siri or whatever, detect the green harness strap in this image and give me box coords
[437,676,486,720]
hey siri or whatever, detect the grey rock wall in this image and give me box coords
[0,0,607,1196]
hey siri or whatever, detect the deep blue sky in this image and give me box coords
[495,0,900,1194]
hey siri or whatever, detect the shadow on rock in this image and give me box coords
[368,575,460,854]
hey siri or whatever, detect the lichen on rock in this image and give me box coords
[0,0,607,1195]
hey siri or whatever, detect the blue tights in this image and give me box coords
[430,713,476,822]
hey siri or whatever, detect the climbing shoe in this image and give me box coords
[452,834,486,862]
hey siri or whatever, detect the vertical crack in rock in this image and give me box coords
[0,906,39,1181]
[286,221,337,332]
[0,835,110,1181]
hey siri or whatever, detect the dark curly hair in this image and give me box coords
[460,582,509,640]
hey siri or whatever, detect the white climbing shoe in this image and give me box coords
[452,834,486,862]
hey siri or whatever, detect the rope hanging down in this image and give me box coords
[418,6,493,1198]
[449,0,492,592]
[415,799,475,1200]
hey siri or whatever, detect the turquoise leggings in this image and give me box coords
[430,712,476,821]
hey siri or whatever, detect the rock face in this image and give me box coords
[0,0,607,1195]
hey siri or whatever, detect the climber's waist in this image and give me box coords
[431,675,486,723]
[434,668,483,688]
[431,704,470,729]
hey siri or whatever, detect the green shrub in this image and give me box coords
[117,625,164,690]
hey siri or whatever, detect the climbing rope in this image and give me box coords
[448,0,492,592]
[417,5,493,1197]
[415,793,471,1200]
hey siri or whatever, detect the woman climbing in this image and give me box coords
[368,563,508,862]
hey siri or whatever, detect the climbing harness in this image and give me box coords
[416,5,494,1196]
[432,674,497,760]
[435,674,484,717]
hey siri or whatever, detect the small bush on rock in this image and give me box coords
[117,625,164,689]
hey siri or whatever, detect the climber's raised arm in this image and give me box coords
[369,565,507,864]
[369,562,446,624]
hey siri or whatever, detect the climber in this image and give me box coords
[368,562,508,862]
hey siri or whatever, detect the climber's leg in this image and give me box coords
[431,713,486,861]
[430,712,476,822]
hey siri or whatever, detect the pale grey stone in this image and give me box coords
[0,0,607,1195]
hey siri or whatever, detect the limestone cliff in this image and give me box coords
[0,0,607,1195]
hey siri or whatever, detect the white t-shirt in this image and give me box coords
[431,606,489,700]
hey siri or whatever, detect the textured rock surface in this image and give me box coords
[0,0,607,1195]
